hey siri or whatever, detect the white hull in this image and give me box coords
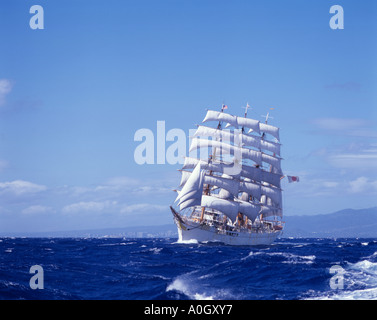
[175,219,282,246]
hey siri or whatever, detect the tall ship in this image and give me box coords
[170,104,286,246]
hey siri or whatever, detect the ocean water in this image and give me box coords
[1,237,377,300]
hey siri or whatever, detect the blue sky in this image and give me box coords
[0,0,376,233]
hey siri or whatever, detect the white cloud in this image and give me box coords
[313,118,366,131]
[105,176,140,187]
[134,185,172,194]
[22,205,52,215]
[284,172,377,199]
[62,200,117,214]
[285,178,340,198]
[0,180,47,195]
[311,143,377,173]
[322,181,339,188]
[0,79,12,106]
[312,118,377,138]
[65,175,173,200]
[327,144,377,171]
[120,203,166,215]
[348,177,377,194]
[329,153,377,169]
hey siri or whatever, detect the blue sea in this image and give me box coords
[1,237,377,300]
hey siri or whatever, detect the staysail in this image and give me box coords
[175,163,205,211]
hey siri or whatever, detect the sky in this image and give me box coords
[0,0,376,234]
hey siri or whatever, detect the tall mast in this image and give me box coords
[244,102,250,118]
[242,102,251,223]
[237,102,252,226]
[262,108,274,124]
[200,104,227,222]
[261,108,277,222]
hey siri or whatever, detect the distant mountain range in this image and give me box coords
[1,207,377,238]
[283,207,377,238]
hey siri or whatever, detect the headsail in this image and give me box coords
[175,163,205,211]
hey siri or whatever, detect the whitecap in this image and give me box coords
[173,239,199,245]
[246,251,316,264]
[166,278,214,300]
[149,247,163,254]
[314,259,377,300]
[350,259,377,269]
[312,287,377,300]
[336,288,377,300]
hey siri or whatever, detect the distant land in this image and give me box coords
[1,207,377,238]
[283,207,377,238]
[0,224,178,238]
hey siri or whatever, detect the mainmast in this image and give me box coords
[261,108,281,222]
[200,104,227,222]
[238,102,251,226]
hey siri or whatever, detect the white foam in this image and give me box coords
[245,251,316,264]
[174,239,199,245]
[166,278,214,300]
[311,258,377,300]
[331,288,377,300]
[149,247,163,254]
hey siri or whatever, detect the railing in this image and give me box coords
[185,208,284,234]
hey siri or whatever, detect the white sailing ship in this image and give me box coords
[170,104,286,246]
